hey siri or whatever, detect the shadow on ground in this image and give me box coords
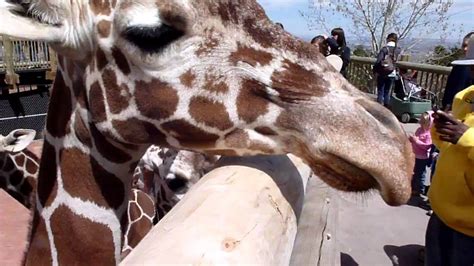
[384,244,424,266]
[340,252,359,266]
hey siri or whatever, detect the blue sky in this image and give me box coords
[257,0,474,43]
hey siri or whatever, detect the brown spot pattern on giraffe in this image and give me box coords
[96,48,108,71]
[189,96,233,131]
[127,201,153,248]
[275,110,301,132]
[46,72,72,137]
[204,74,229,93]
[196,36,220,56]
[224,129,252,151]
[60,148,125,209]
[97,20,112,38]
[243,18,276,49]
[74,111,93,148]
[50,205,115,265]
[229,44,273,67]
[89,81,107,123]
[180,70,196,88]
[271,59,329,101]
[37,141,58,207]
[14,155,25,167]
[102,68,131,114]
[24,216,53,265]
[255,126,278,136]
[113,118,167,145]
[237,79,269,123]
[72,76,89,108]
[135,79,179,120]
[161,119,219,146]
[136,190,155,215]
[216,1,240,23]
[89,123,132,163]
[90,0,111,15]
[112,46,131,75]
[248,141,275,154]
[25,158,37,175]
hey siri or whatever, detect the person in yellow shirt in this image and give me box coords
[425,36,474,266]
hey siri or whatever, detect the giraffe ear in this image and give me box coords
[0,0,63,41]
[1,129,36,152]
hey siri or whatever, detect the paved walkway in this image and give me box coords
[337,123,429,266]
[0,190,30,266]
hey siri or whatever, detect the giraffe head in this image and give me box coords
[0,129,38,207]
[0,0,414,206]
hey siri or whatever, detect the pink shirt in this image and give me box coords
[411,127,432,159]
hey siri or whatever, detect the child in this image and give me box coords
[409,111,433,196]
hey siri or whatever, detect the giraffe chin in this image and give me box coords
[308,153,410,207]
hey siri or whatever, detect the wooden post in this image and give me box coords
[46,46,57,81]
[399,54,410,62]
[289,177,339,266]
[121,154,312,265]
[2,35,19,90]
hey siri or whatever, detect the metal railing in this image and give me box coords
[0,36,52,72]
[347,56,452,103]
[0,35,57,94]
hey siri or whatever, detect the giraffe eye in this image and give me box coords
[123,24,184,54]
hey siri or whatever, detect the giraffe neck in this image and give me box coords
[25,63,148,265]
[0,149,39,208]
[121,189,155,259]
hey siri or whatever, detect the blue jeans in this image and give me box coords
[425,213,474,266]
[412,158,429,194]
[377,75,394,106]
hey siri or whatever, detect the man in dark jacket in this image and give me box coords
[373,33,401,108]
[441,32,474,110]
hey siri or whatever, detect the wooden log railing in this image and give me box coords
[121,154,333,265]
[347,56,452,104]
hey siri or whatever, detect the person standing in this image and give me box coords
[373,33,401,108]
[409,111,433,196]
[326,28,351,78]
[441,32,474,111]
[425,36,474,266]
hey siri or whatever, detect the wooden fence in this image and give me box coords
[0,35,56,94]
[347,56,452,104]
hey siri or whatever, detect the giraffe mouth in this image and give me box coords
[310,153,377,193]
[308,152,408,206]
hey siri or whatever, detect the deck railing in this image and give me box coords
[347,56,452,104]
[0,36,52,72]
[1,36,57,93]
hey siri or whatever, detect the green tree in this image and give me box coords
[427,45,463,66]
[353,45,371,57]
[301,0,457,55]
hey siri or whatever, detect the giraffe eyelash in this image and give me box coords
[123,24,184,54]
